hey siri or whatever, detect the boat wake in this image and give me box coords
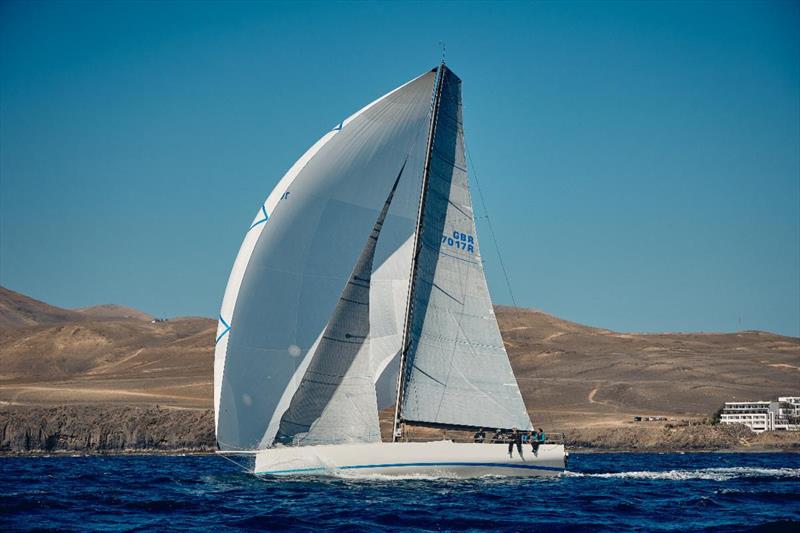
[333,471,462,481]
[334,467,800,482]
[566,467,800,481]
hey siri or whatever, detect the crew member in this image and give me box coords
[530,429,540,455]
[473,428,486,443]
[492,428,503,443]
[508,428,523,459]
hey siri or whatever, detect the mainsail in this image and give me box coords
[397,67,532,431]
[214,64,530,452]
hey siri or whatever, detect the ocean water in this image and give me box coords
[1,453,798,531]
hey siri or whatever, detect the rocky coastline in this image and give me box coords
[2,404,798,455]
[0,405,215,454]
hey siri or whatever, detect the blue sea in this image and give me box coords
[1,453,799,531]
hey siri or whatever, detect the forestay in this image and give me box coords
[399,67,532,431]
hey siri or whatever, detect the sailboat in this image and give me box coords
[214,63,567,477]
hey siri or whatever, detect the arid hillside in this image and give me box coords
[74,304,154,322]
[0,287,213,408]
[0,286,798,434]
[0,287,84,329]
[496,306,800,430]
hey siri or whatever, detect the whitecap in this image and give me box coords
[566,467,800,481]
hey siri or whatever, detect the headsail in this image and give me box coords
[398,66,532,431]
[214,70,436,451]
[275,169,406,446]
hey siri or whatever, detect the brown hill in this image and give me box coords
[0,290,797,437]
[496,306,800,430]
[74,304,153,322]
[0,286,83,329]
[0,286,213,408]
[0,316,214,407]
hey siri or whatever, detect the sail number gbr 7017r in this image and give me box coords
[442,231,474,253]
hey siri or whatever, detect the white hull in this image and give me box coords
[252,441,566,478]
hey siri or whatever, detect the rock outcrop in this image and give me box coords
[0,405,215,453]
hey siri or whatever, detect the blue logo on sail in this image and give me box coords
[248,206,269,231]
[216,315,231,344]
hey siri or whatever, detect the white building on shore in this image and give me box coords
[719,396,800,433]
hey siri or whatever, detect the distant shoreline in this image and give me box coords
[2,404,798,456]
[566,447,799,454]
[2,287,798,459]
[2,448,798,457]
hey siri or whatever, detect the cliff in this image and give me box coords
[2,405,798,454]
[0,405,215,453]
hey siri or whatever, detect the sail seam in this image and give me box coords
[421,242,481,265]
[414,333,505,350]
[431,149,468,172]
[410,364,446,386]
[430,281,464,305]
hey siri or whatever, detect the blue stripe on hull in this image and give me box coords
[257,461,564,476]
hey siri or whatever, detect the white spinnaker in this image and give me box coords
[215,69,436,451]
[214,72,431,429]
[214,132,335,428]
[399,67,532,431]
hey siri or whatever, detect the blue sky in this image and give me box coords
[1,1,798,336]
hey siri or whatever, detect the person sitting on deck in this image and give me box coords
[491,429,503,443]
[530,429,540,455]
[473,428,486,443]
[507,428,523,459]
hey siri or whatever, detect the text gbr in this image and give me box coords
[442,230,474,253]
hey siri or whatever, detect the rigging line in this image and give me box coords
[217,451,254,474]
[461,146,531,426]
[463,141,518,308]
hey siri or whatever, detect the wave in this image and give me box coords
[331,466,800,482]
[567,467,800,481]
[333,470,462,481]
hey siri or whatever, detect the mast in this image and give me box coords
[392,62,446,442]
